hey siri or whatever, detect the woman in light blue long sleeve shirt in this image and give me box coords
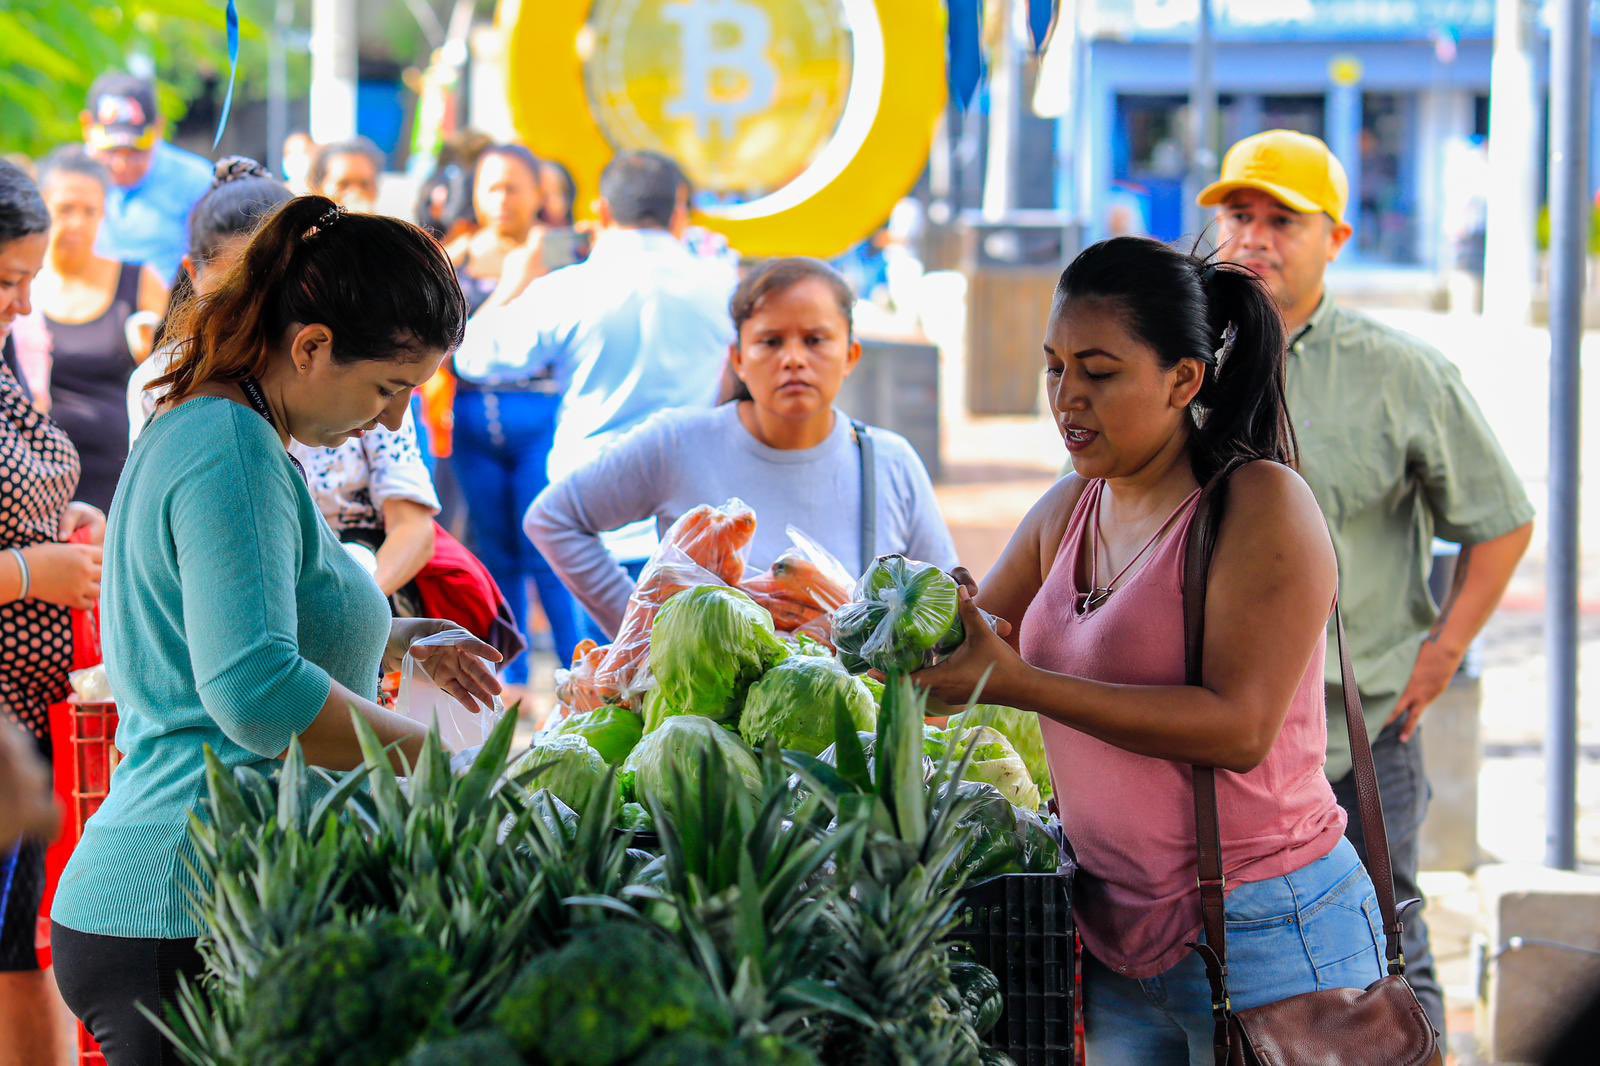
[526,257,957,638]
[50,195,502,1064]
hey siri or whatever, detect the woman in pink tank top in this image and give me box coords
[915,238,1385,1064]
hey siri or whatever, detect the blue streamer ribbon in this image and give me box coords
[213,0,240,150]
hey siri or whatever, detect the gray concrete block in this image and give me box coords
[1420,675,1483,872]
[1477,863,1600,1063]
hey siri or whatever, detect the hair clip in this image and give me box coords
[1213,322,1238,377]
[315,203,345,231]
[213,155,270,186]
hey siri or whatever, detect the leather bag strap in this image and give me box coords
[1182,465,1408,1037]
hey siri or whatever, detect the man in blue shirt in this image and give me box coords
[79,73,214,282]
[455,151,737,665]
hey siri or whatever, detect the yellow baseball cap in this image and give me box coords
[1197,130,1349,225]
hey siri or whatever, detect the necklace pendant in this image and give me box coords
[1082,586,1113,613]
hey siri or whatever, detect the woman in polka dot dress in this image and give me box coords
[0,159,106,1059]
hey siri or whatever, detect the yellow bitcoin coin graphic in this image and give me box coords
[584,0,852,200]
[501,0,948,258]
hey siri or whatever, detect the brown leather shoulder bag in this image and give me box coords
[1183,468,1442,1066]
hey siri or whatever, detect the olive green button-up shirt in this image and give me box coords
[1288,294,1533,781]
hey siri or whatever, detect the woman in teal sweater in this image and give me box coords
[50,195,500,1064]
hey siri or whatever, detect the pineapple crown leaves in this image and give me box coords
[642,742,859,1042]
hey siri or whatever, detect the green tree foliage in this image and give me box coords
[0,0,253,158]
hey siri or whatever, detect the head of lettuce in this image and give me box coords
[645,585,789,732]
[739,655,878,757]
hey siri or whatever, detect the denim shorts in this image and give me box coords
[1085,837,1387,1065]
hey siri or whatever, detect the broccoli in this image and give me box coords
[231,917,456,1066]
[401,1031,522,1065]
[491,922,731,1064]
[632,1032,821,1065]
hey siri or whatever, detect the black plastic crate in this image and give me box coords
[953,870,1075,1065]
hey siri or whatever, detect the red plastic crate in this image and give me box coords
[67,698,118,1066]
[67,700,118,829]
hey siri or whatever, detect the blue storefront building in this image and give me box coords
[1058,0,1600,267]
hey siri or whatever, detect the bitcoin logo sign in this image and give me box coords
[584,0,850,200]
[503,0,948,258]
[662,1,778,141]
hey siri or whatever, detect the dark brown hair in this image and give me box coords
[729,257,855,341]
[0,160,48,245]
[153,195,467,403]
[1055,236,1296,484]
[308,136,385,190]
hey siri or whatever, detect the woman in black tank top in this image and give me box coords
[35,150,167,510]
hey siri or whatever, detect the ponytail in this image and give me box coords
[1054,236,1296,484]
[153,194,467,404]
[1189,261,1297,481]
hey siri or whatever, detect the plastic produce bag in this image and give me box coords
[947,704,1053,805]
[69,664,113,703]
[394,630,506,752]
[833,555,995,675]
[741,525,854,644]
[941,780,1062,887]
[595,499,758,703]
[554,639,614,714]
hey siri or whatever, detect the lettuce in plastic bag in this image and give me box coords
[739,655,877,757]
[832,555,965,675]
[621,716,762,812]
[948,725,1042,811]
[509,735,611,815]
[617,801,655,834]
[646,585,789,731]
[942,780,1061,886]
[547,706,644,766]
[947,705,1052,805]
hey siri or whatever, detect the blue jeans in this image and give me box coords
[1085,837,1386,1065]
[452,388,583,684]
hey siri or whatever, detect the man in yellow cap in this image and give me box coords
[1201,130,1534,1048]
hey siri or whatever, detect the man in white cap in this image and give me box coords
[80,72,213,282]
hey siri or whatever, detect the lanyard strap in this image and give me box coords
[851,418,877,573]
[239,375,307,482]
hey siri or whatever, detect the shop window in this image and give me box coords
[1357,92,1418,263]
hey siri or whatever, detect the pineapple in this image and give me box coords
[788,676,991,1065]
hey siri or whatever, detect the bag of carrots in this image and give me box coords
[594,499,759,703]
[554,638,614,715]
[741,526,854,646]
